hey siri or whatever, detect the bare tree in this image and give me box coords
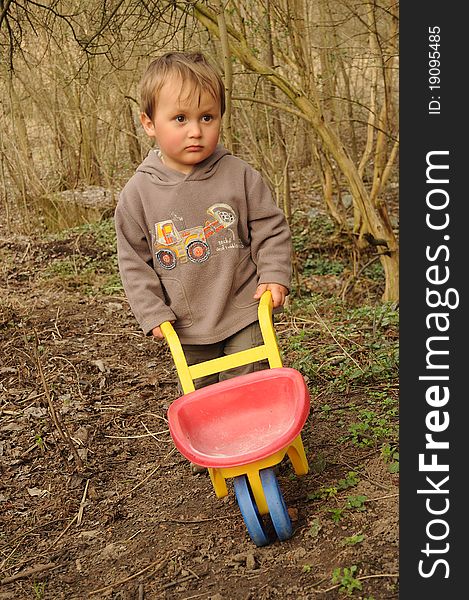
[0,0,399,301]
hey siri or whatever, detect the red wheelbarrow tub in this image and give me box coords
[167,367,310,468]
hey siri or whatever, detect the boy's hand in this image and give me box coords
[152,320,175,339]
[253,283,288,308]
[152,326,165,339]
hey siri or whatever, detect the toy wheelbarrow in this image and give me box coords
[161,291,310,546]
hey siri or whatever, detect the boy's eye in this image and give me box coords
[175,115,186,123]
[202,115,213,122]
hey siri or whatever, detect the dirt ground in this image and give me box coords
[0,222,399,599]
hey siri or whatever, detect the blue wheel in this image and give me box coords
[233,475,270,547]
[260,468,293,541]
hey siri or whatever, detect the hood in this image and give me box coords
[136,144,231,184]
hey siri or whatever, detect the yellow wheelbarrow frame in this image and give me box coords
[160,291,309,516]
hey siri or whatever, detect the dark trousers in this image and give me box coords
[181,320,269,390]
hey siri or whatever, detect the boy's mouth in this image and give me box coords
[186,145,203,151]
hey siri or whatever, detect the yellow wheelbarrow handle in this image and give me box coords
[160,290,283,394]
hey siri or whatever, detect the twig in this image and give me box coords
[19,242,31,263]
[161,573,198,590]
[53,306,62,339]
[186,567,200,580]
[310,305,364,371]
[140,412,169,423]
[105,431,168,440]
[48,515,78,550]
[88,554,171,596]
[359,572,399,580]
[141,420,167,439]
[1,519,62,551]
[76,479,90,526]
[341,254,382,300]
[0,542,22,572]
[164,447,177,461]
[156,514,238,524]
[128,465,160,494]
[91,331,143,338]
[232,95,305,120]
[125,530,144,542]
[315,572,399,593]
[368,493,399,502]
[32,331,84,472]
[340,460,393,492]
[180,592,212,600]
[1,562,56,584]
[48,355,85,400]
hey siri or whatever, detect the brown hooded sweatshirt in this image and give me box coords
[114,145,292,344]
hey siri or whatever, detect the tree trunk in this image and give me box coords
[265,0,291,218]
[215,0,234,152]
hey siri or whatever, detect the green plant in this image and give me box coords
[332,565,362,595]
[329,507,345,523]
[346,495,367,511]
[342,533,364,546]
[40,218,123,295]
[307,485,338,501]
[99,273,124,295]
[32,581,46,599]
[338,471,360,489]
[303,255,345,276]
[381,443,400,473]
[307,471,360,502]
[348,411,395,447]
[290,212,336,254]
[307,518,322,538]
[310,452,327,474]
[283,296,398,392]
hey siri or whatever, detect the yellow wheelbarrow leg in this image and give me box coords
[208,464,269,514]
[208,467,228,498]
[206,439,309,516]
[245,469,269,515]
[287,435,309,476]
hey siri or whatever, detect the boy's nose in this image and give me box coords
[188,122,202,138]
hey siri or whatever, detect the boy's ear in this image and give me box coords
[140,112,156,138]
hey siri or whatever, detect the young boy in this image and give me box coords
[115,51,292,395]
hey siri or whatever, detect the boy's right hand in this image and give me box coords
[152,326,164,339]
[152,320,175,339]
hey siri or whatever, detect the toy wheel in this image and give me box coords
[213,208,235,224]
[233,475,270,547]
[156,249,176,269]
[187,240,210,263]
[260,468,293,541]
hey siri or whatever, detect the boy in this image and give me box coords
[115,51,292,396]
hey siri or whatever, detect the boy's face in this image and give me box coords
[140,76,222,174]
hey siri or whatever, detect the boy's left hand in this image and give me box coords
[253,283,288,308]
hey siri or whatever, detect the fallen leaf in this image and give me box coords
[92,359,107,373]
[24,406,48,419]
[27,487,49,498]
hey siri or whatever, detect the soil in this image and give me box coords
[0,221,399,599]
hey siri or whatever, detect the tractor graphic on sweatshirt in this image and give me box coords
[154,203,237,269]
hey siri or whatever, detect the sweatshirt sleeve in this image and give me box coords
[114,197,176,335]
[246,168,292,291]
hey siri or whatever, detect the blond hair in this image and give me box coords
[139,52,225,120]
